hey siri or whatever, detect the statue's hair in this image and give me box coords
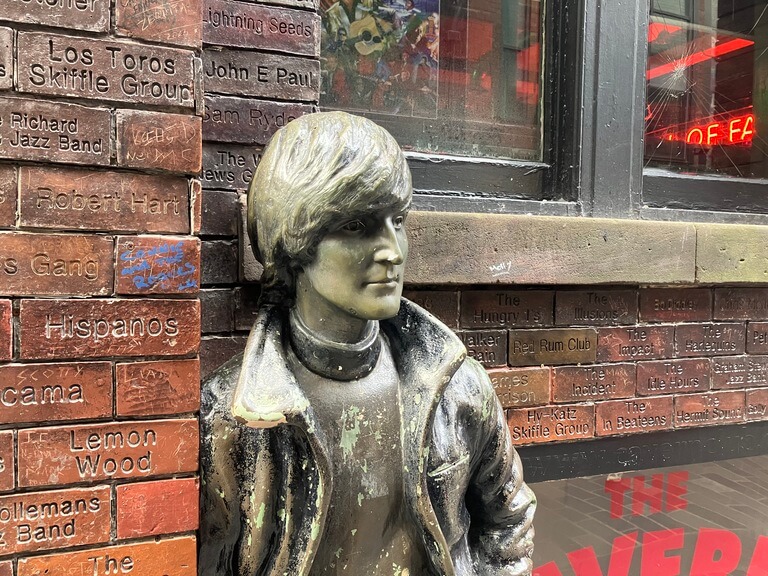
[247,111,411,301]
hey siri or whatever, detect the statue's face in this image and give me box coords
[301,204,409,324]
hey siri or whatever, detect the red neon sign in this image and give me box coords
[685,114,755,146]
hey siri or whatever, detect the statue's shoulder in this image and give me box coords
[201,352,245,420]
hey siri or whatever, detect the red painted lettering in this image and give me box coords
[690,529,741,575]
[640,528,684,576]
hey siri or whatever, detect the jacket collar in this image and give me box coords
[231,299,466,575]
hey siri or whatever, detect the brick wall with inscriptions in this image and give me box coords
[0,2,202,575]
[199,0,320,376]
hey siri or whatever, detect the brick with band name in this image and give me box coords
[117,478,199,538]
[17,419,199,487]
[17,32,196,108]
[508,328,597,366]
[552,363,635,403]
[403,290,458,328]
[458,330,507,367]
[116,358,200,416]
[19,166,191,233]
[460,290,553,329]
[674,391,745,428]
[710,355,768,389]
[0,486,111,557]
[487,367,550,408]
[0,431,12,492]
[675,323,746,357]
[116,0,202,47]
[747,389,768,421]
[0,97,111,166]
[636,359,710,395]
[597,325,675,362]
[202,143,262,192]
[0,232,114,296]
[116,236,200,295]
[3,0,109,32]
[0,166,15,227]
[639,288,712,322]
[714,288,768,321]
[747,322,768,354]
[17,537,197,576]
[19,298,200,360]
[555,290,637,326]
[0,362,112,425]
[0,27,11,91]
[117,110,202,174]
[596,396,673,436]
[507,404,594,445]
[203,0,320,57]
[203,49,319,102]
[204,94,313,145]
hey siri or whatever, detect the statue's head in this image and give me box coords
[247,112,412,329]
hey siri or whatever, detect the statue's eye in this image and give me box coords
[393,215,405,229]
[341,220,366,233]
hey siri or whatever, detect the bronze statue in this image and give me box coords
[199,112,536,576]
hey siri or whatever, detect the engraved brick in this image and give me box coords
[0,362,112,425]
[403,290,458,329]
[0,431,13,492]
[17,419,198,487]
[508,328,597,366]
[19,167,190,233]
[203,0,320,56]
[0,561,9,576]
[460,290,553,329]
[201,289,234,333]
[18,33,195,108]
[0,28,11,91]
[203,95,313,145]
[674,391,745,428]
[201,190,239,236]
[507,404,594,445]
[202,143,262,191]
[203,49,318,101]
[639,288,712,322]
[714,288,768,321]
[746,389,768,421]
[17,537,197,576]
[0,166,16,228]
[117,0,202,47]
[711,355,768,389]
[747,322,768,354]
[597,325,675,362]
[116,359,200,416]
[19,299,200,360]
[1,0,109,32]
[459,330,506,367]
[200,335,247,378]
[0,233,113,296]
[0,97,110,165]
[595,396,673,436]
[552,363,635,403]
[191,179,202,235]
[116,478,199,538]
[675,323,746,357]
[202,240,238,285]
[0,486,111,556]
[487,367,549,408]
[0,299,10,361]
[555,290,637,326]
[116,236,200,295]
[117,110,202,174]
[636,359,710,395]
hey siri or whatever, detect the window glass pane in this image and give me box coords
[319,0,543,161]
[645,0,768,178]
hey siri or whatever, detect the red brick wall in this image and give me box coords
[0,2,202,574]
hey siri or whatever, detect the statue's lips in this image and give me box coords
[365,277,399,288]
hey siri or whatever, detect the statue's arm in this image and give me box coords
[465,360,536,576]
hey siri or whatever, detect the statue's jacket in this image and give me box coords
[199,299,536,576]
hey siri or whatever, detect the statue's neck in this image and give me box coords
[288,308,381,381]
